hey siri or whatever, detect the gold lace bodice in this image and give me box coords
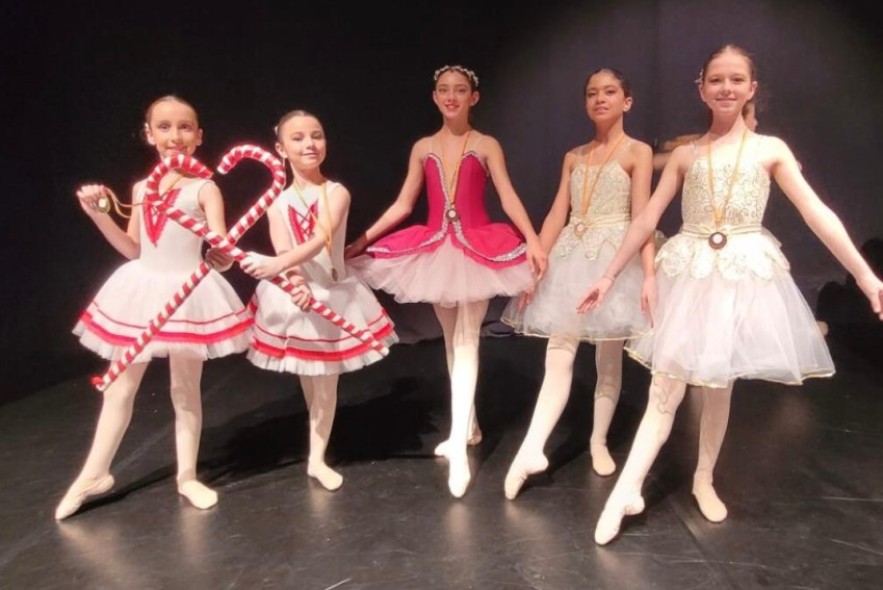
[657,134,790,280]
[553,161,632,259]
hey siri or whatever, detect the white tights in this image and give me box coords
[503,338,625,499]
[431,299,488,497]
[594,374,734,544]
[56,356,216,520]
[299,374,343,491]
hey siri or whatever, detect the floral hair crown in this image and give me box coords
[433,65,479,89]
[695,69,704,85]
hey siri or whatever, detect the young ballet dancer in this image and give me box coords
[501,68,657,499]
[57,95,251,520]
[239,109,398,491]
[344,64,547,497]
[578,45,883,545]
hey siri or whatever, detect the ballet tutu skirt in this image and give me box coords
[503,218,659,341]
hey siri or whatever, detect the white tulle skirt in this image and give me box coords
[247,271,398,376]
[502,241,649,342]
[626,234,833,388]
[349,239,535,308]
[73,259,251,362]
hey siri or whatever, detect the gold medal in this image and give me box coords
[446,208,459,222]
[574,221,587,236]
[708,231,727,250]
[96,196,111,213]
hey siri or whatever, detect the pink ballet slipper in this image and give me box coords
[55,474,115,521]
[594,493,645,545]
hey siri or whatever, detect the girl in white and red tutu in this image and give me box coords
[239,110,398,491]
[578,45,883,545]
[58,95,251,520]
[501,68,658,499]
[345,65,547,497]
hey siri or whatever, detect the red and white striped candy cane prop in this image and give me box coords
[91,146,285,391]
[147,200,391,358]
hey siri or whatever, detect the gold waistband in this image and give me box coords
[568,213,631,229]
[679,223,763,238]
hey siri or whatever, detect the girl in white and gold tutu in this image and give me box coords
[240,110,398,491]
[579,45,883,545]
[501,68,658,499]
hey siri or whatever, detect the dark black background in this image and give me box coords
[2,0,881,398]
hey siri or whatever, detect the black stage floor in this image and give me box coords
[1,327,881,589]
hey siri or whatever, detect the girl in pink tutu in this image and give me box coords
[578,45,883,545]
[58,95,251,520]
[345,65,547,497]
[501,68,657,499]
[240,110,398,491]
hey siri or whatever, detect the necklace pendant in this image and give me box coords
[331,267,339,282]
[446,208,459,222]
[96,196,111,214]
[574,221,587,237]
[708,231,728,250]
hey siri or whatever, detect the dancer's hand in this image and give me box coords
[525,238,548,281]
[205,247,234,272]
[286,273,313,311]
[857,272,883,320]
[241,252,285,279]
[577,276,614,314]
[76,184,110,217]
[344,234,368,259]
[517,286,536,310]
[641,275,657,326]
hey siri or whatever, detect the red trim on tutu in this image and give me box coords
[250,322,395,361]
[77,311,252,346]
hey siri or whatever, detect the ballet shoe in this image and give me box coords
[503,452,549,500]
[308,462,344,491]
[593,493,645,546]
[177,479,218,510]
[55,474,115,521]
[692,480,728,523]
[447,455,471,498]
[590,443,616,477]
[433,423,483,458]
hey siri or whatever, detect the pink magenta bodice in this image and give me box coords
[366,152,526,268]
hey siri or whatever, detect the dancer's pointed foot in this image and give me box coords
[590,443,616,477]
[692,480,728,522]
[178,479,218,510]
[308,461,344,491]
[447,454,471,498]
[593,493,645,546]
[503,452,549,500]
[434,423,483,458]
[55,474,115,521]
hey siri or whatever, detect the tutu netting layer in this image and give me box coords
[351,239,534,308]
[502,228,650,341]
[626,248,833,387]
[74,261,251,362]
